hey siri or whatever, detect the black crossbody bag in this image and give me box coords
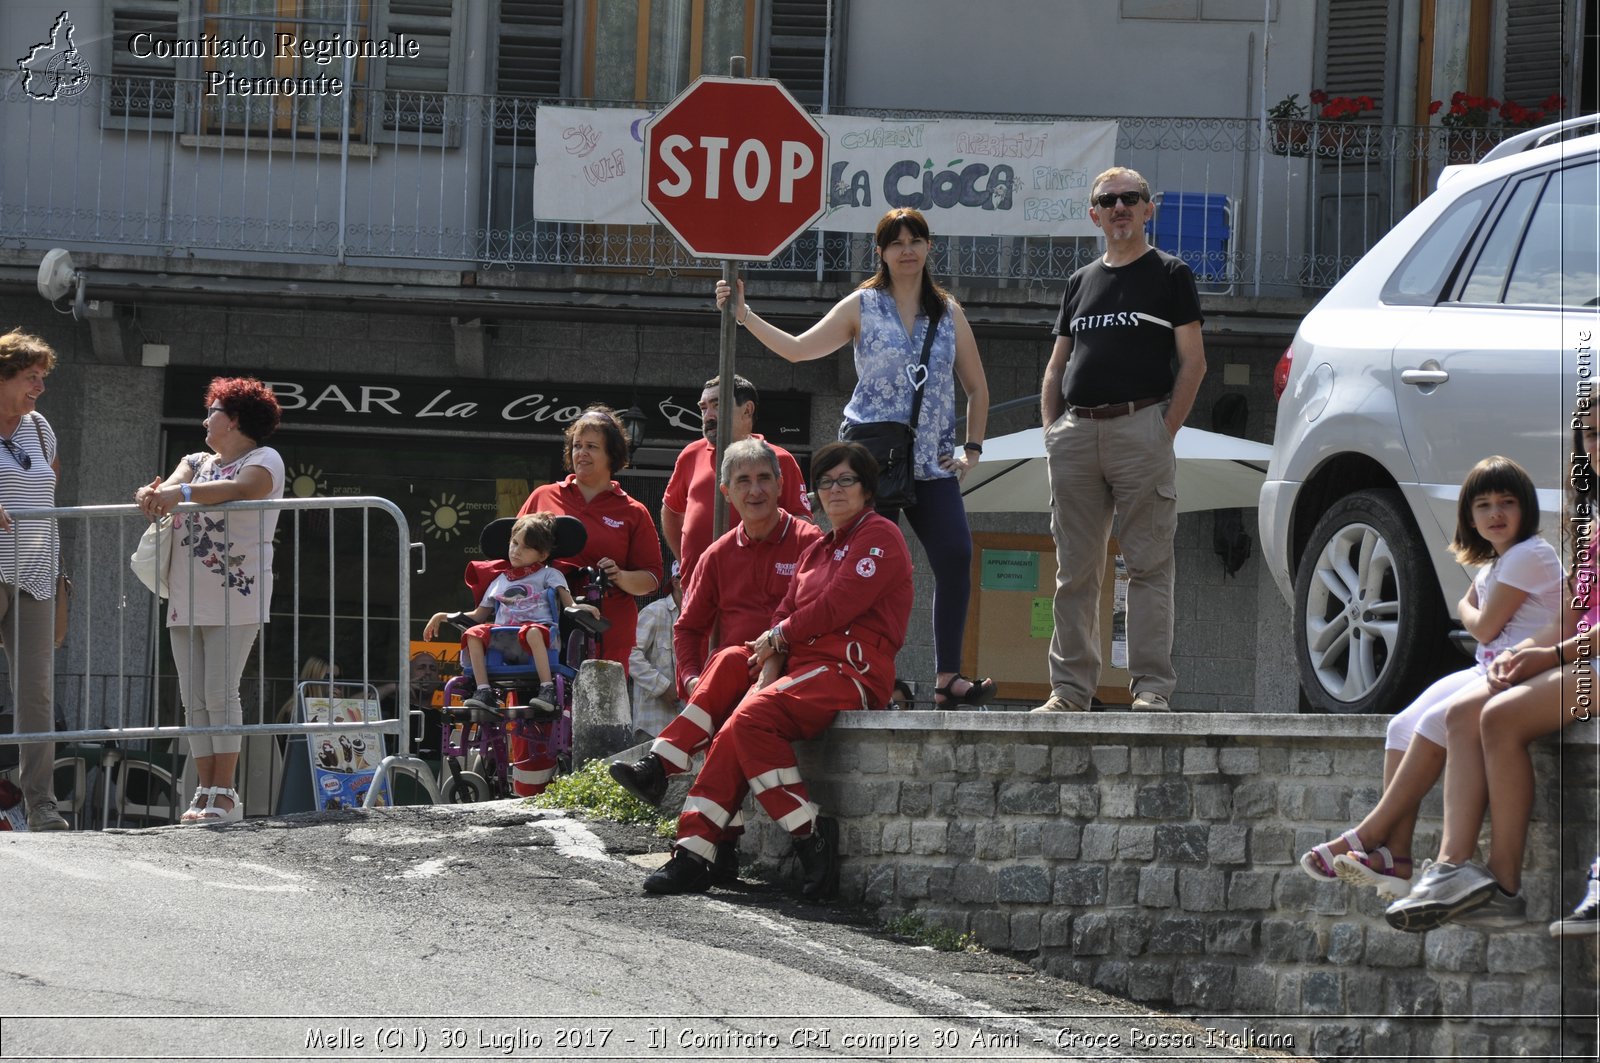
[840,312,938,510]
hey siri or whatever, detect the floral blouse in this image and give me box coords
[841,288,958,481]
[167,447,285,627]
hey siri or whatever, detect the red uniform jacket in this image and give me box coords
[773,509,913,708]
[518,476,663,670]
[662,435,809,584]
[673,510,822,701]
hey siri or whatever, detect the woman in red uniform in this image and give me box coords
[518,406,662,669]
[642,441,914,899]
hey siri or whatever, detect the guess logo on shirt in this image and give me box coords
[603,516,624,528]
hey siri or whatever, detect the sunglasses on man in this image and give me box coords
[1093,191,1149,209]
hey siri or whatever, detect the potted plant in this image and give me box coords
[1268,89,1380,159]
[1429,92,1566,162]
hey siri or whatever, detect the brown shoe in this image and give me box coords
[1031,694,1088,713]
[1131,692,1172,712]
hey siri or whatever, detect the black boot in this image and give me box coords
[609,752,667,807]
[794,817,839,901]
[642,847,712,895]
[711,840,740,886]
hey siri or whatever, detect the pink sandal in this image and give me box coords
[1300,828,1366,881]
[1333,846,1413,900]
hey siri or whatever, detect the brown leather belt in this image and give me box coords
[1066,395,1165,420]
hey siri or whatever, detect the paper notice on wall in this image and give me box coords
[1110,553,1129,669]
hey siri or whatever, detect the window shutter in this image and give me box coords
[1320,0,1391,115]
[382,0,457,134]
[496,0,566,99]
[107,0,179,122]
[766,0,836,108]
[1502,0,1564,108]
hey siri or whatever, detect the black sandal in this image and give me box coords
[934,674,996,708]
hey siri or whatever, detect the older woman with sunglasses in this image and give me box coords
[641,442,913,899]
[716,207,994,709]
[0,329,67,830]
[137,377,284,825]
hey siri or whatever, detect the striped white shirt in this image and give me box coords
[0,412,58,599]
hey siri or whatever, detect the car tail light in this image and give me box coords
[1272,346,1293,401]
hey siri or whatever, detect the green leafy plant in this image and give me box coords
[531,758,676,835]
[881,913,981,953]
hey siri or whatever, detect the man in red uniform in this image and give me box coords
[610,438,820,877]
[632,442,913,899]
[660,374,808,585]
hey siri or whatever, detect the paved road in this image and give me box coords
[1,802,1296,1061]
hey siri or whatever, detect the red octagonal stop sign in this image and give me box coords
[642,76,828,261]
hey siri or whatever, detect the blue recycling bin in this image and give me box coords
[1151,193,1230,281]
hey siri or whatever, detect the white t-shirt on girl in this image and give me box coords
[1475,534,1565,665]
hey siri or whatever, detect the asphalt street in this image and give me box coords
[0,801,1297,1062]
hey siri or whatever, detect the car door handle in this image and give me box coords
[1400,369,1450,386]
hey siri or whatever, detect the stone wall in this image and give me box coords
[742,712,1600,1060]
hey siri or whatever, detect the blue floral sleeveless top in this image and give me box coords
[842,288,957,481]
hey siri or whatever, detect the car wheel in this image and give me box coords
[1293,489,1449,713]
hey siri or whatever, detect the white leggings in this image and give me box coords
[1385,664,1486,752]
[170,624,259,757]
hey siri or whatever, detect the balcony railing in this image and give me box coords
[0,76,1506,296]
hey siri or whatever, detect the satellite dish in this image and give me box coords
[37,248,87,319]
[37,248,76,301]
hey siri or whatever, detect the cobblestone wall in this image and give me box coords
[742,712,1599,1060]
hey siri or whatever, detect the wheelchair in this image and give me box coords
[434,515,610,803]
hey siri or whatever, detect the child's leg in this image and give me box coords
[1480,666,1574,892]
[525,626,553,684]
[1437,681,1495,864]
[465,636,491,690]
[1354,737,1446,858]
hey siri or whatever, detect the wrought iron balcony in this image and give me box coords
[0,75,1506,297]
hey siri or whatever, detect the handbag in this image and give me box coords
[839,307,939,511]
[130,515,175,599]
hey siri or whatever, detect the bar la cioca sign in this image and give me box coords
[161,369,810,444]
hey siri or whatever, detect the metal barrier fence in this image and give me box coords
[0,495,438,827]
[0,74,1506,295]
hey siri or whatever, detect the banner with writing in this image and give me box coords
[533,105,1117,239]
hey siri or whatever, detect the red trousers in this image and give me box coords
[664,645,868,864]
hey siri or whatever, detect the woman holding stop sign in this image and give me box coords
[714,206,995,708]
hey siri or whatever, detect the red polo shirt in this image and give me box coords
[519,476,663,670]
[662,434,809,584]
[673,509,822,700]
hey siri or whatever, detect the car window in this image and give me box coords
[1457,175,1543,304]
[1381,185,1494,305]
[1504,161,1599,307]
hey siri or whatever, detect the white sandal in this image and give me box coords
[196,787,243,825]
[179,787,210,824]
[1300,827,1366,881]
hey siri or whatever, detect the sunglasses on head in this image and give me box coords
[1093,190,1148,209]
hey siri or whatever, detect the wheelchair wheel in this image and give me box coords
[438,770,491,804]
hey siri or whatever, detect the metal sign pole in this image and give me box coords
[712,54,747,541]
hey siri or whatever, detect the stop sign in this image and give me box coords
[642,76,828,261]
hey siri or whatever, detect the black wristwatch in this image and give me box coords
[962,442,983,455]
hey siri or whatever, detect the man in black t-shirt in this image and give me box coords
[1032,167,1206,714]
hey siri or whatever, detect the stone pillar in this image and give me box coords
[571,659,632,768]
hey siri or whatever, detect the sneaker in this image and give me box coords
[1550,866,1600,938]
[26,801,69,832]
[1131,691,1171,711]
[711,840,741,886]
[1030,693,1088,714]
[1450,887,1526,928]
[463,686,502,712]
[1385,861,1497,933]
[794,816,839,901]
[609,753,667,807]
[642,847,712,895]
[522,681,557,715]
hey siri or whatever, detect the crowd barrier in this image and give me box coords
[0,496,440,825]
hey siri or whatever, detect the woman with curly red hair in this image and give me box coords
[136,377,284,825]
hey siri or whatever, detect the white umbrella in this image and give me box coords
[960,426,1271,514]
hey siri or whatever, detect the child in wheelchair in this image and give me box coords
[423,512,597,715]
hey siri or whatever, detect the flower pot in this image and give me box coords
[1269,120,1378,161]
[1269,119,1310,157]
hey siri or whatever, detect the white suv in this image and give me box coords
[1261,117,1599,713]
